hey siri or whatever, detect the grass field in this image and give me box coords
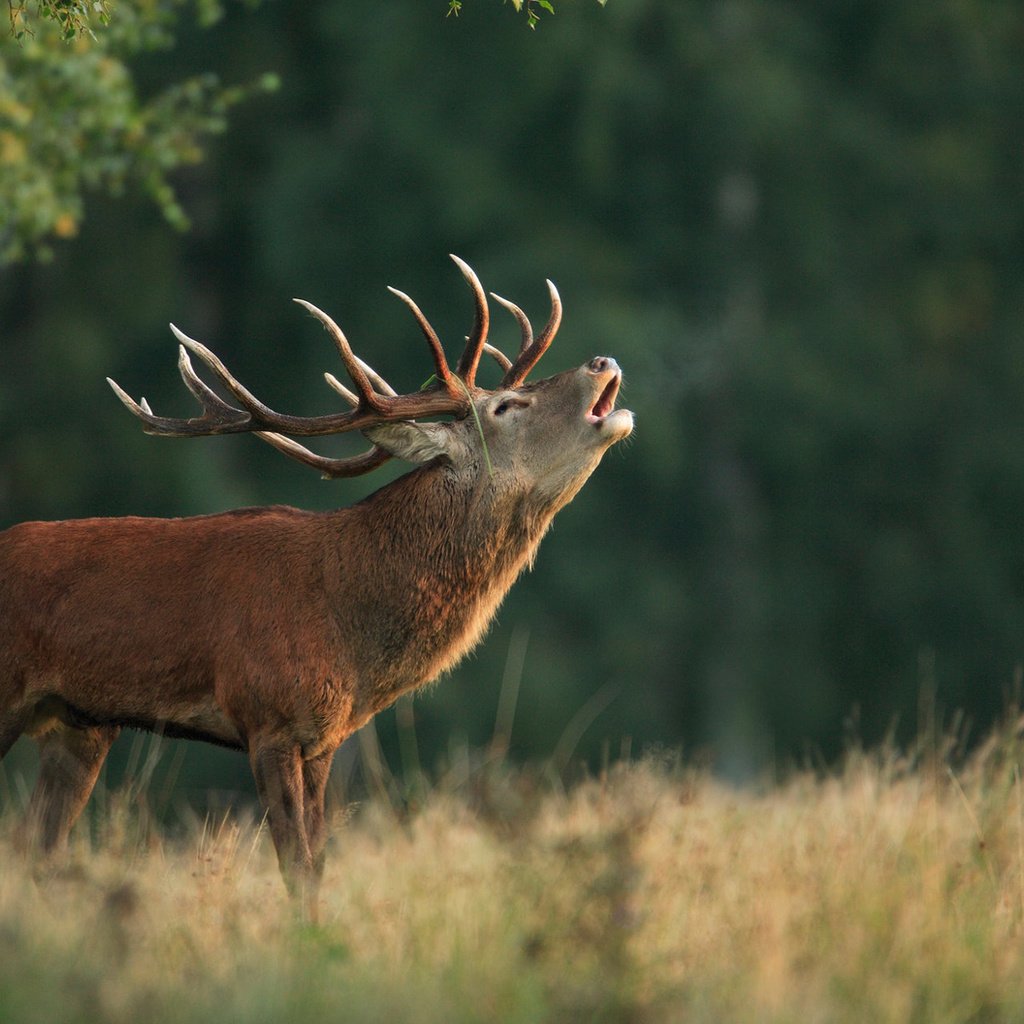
[3,720,1024,1023]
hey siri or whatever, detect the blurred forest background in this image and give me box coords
[2,0,1023,806]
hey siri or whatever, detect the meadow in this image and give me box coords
[3,720,1024,1024]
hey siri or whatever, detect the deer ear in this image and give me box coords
[363,422,455,464]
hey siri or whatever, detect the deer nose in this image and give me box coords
[588,356,618,373]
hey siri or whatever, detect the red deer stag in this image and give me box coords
[0,256,633,913]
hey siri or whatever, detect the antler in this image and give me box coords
[497,279,562,389]
[107,256,561,478]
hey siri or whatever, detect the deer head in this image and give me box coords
[107,255,634,506]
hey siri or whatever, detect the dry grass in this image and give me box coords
[4,723,1024,1023]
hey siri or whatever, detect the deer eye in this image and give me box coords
[492,397,529,418]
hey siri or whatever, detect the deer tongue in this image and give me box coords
[587,375,620,423]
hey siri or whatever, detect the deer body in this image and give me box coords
[0,259,632,915]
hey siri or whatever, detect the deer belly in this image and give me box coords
[24,691,244,749]
[143,697,245,747]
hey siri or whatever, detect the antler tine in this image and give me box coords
[170,324,295,425]
[490,293,534,355]
[324,348,398,409]
[106,337,252,437]
[450,254,489,389]
[482,343,513,374]
[386,286,457,394]
[352,355,398,397]
[501,279,562,389]
[293,300,389,415]
[176,343,239,414]
[254,431,393,479]
[324,373,358,407]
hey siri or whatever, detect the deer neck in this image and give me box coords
[332,463,553,709]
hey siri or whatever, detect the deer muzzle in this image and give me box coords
[584,358,633,440]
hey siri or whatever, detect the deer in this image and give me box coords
[0,256,633,916]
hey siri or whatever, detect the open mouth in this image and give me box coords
[587,374,621,424]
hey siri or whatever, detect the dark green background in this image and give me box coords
[3,0,1023,805]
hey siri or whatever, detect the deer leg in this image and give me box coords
[249,742,315,910]
[302,751,335,889]
[23,723,120,855]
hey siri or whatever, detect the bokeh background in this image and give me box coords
[2,0,1023,806]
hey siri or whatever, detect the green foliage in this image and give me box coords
[505,0,556,31]
[0,0,276,263]
[448,0,607,30]
[7,0,225,38]
[7,0,110,42]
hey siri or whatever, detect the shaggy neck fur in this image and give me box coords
[329,460,556,714]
